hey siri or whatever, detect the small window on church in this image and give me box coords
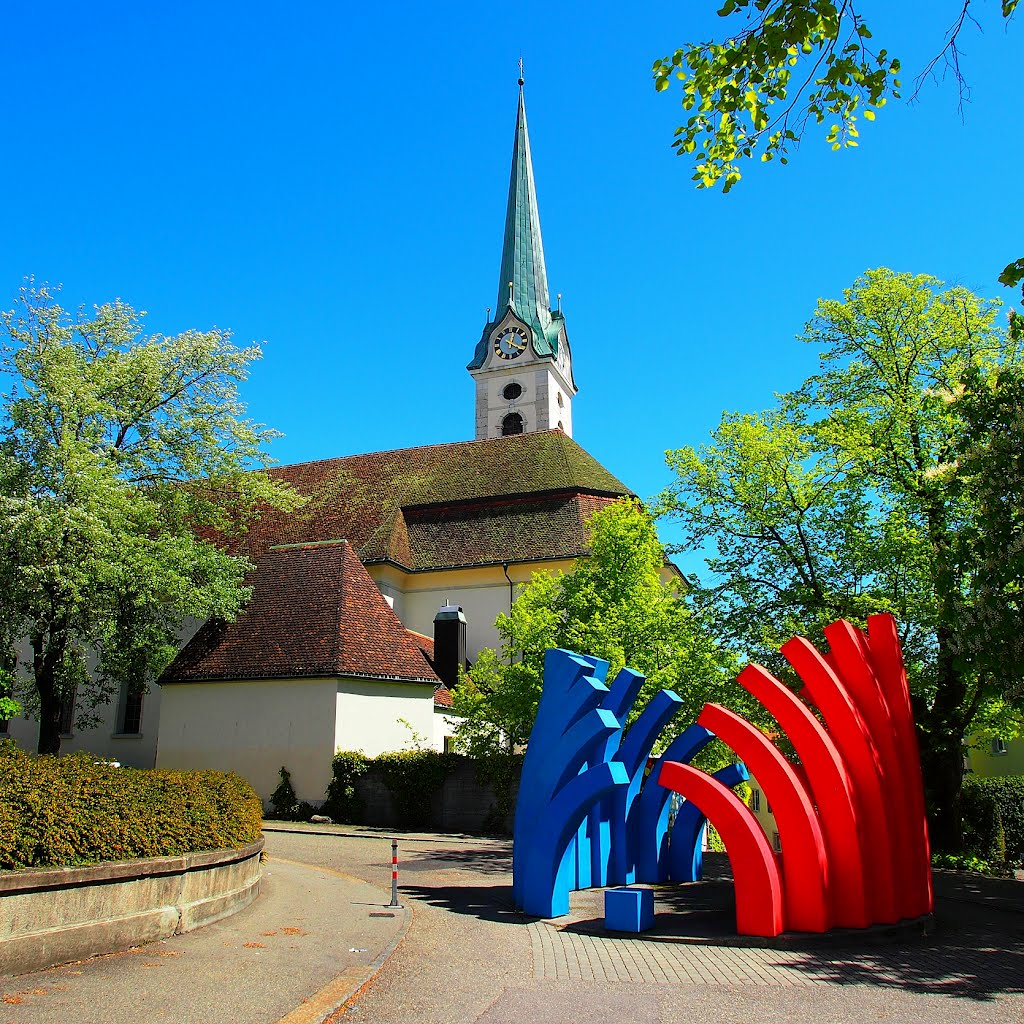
[501,413,524,436]
[557,421,564,431]
[556,392,564,407]
[119,682,144,735]
[503,382,522,400]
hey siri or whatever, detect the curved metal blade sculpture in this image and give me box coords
[512,613,933,937]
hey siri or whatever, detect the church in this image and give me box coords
[3,82,635,805]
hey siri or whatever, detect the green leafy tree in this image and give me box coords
[652,2,1020,307]
[653,1,1017,191]
[451,499,749,758]
[658,268,1024,851]
[0,282,301,754]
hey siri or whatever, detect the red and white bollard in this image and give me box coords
[388,838,402,908]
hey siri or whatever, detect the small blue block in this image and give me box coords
[604,886,655,932]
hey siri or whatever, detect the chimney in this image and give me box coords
[433,603,467,689]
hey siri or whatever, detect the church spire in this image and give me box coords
[495,78,552,334]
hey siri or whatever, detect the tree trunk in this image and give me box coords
[32,632,64,756]
[919,730,965,854]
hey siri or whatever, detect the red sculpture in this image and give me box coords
[658,760,784,937]
[658,614,933,937]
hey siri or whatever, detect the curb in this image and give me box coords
[268,856,412,1024]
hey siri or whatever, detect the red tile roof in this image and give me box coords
[162,541,440,685]
[433,686,454,709]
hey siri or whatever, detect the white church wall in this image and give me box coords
[334,678,435,757]
[1,617,203,767]
[156,677,338,804]
[2,688,161,770]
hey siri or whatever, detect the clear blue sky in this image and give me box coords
[2,2,1020,555]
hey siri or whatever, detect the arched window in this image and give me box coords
[501,412,524,436]
[557,421,564,431]
[503,382,523,400]
[556,392,564,407]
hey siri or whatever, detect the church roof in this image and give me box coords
[161,541,440,684]
[468,85,561,370]
[240,430,631,571]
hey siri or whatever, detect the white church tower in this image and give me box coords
[467,75,577,439]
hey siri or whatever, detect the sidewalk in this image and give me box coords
[0,852,409,1024]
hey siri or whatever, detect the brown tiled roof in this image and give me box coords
[161,541,440,685]
[433,686,453,709]
[236,430,631,571]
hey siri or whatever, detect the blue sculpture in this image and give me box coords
[513,648,747,918]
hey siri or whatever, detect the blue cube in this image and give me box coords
[604,886,655,932]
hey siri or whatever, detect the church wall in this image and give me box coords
[1,617,204,767]
[156,677,338,804]
[334,678,435,757]
[2,688,162,770]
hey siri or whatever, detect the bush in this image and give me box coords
[963,775,1024,867]
[373,749,458,829]
[0,740,263,870]
[323,750,368,824]
[269,765,299,820]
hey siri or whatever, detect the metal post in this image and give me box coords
[388,838,401,908]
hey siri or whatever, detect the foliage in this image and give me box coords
[963,774,1024,867]
[373,749,459,829]
[451,499,749,758]
[0,740,262,869]
[930,851,1003,875]
[269,765,300,820]
[653,1,1018,193]
[0,282,301,754]
[472,751,524,833]
[323,750,369,824]
[657,269,1024,851]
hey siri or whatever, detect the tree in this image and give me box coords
[0,282,300,754]
[657,268,1024,851]
[653,1,1017,191]
[651,2,1020,307]
[450,499,750,758]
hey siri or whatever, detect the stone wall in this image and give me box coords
[356,757,520,834]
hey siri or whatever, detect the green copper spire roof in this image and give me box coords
[496,84,551,332]
[468,82,564,371]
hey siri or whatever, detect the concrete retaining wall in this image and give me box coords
[0,837,264,976]
[356,757,520,833]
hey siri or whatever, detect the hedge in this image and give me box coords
[962,774,1024,867]
[0,740,263,870]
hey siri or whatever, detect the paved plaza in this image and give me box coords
[2,825,1022,1024]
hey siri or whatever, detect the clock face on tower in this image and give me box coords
[494,325,529,360]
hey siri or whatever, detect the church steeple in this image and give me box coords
[468,75,577,441]
[495,82,552,338]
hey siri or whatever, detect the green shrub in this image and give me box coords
[323,750,369,824]
[269,765,299,820]
[0,741,263,870]
[963,775,1024,867]
[374,749,458,828]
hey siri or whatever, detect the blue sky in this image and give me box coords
[2,2,1020,561]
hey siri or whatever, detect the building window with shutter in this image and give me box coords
[750,789,761,813]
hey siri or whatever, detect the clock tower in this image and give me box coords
[467,78,577,439]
